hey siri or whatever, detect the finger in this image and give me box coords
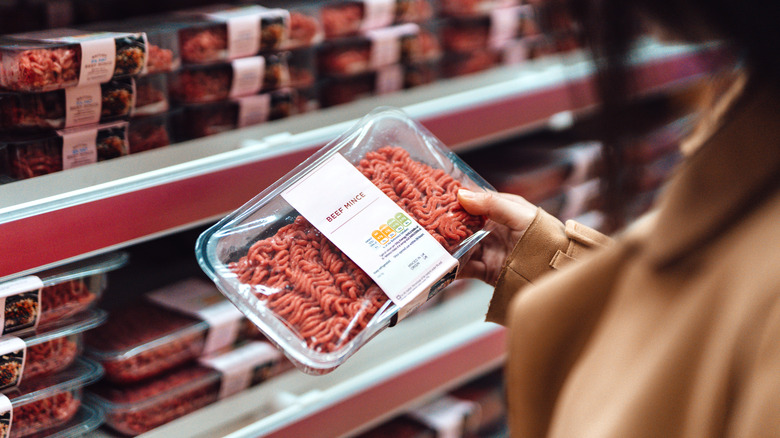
[458,189,537,231]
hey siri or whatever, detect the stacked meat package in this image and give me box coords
[0,252,128,438]
[0,29,150,182]
[84,277,290,435]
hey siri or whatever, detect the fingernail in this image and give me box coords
[458,189,475,200]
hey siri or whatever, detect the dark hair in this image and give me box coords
[567,0,778,231]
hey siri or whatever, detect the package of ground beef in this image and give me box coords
[0,309,106,393]
[0,121,129,182]
[178,89,294,140]
[83,20,182,75]
[0,78,134,132]
[85,278,249,384]
[196,107,494,374]
[0,30,147,92]
[87,341,285,435]
[168,53,290,104]
[0,253,124,336]
[128,110,181,154]
[0,357,103,438]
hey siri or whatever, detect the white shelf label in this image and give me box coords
[281,153,458,321]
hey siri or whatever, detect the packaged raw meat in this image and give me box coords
[441,7,529,55]
[175,4,290,57]
[1,357,103,438]
[319,65,404,107]
[84,20,182,74]
[320,1,396,38]
[179,89,295,140]
[25,403,105,438]
[196,107,494,374]
[404,59,441,88]
[84,278,247,383]
[0,309,106,392]
[0,30,147,92]
[87,341,285,435]
[0,78,134,132]
[440,0,518,17]
[132,73,169,118]
[168,53,290,104]
[394,0,435,24]
[33,251,128,325]
[316,23,421,75]
[128,110,181,154]
[287,47,316,89]
[0,121,129,182]
[170,19,230,65]
[281,3,324,49]
[441,50,499,78]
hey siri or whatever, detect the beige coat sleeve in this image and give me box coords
[486,208,612,325]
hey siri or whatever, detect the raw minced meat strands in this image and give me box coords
[230,146,486,354]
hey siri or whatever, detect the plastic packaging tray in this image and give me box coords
[83,302,209,384]
[87,341,285,435]
[319,65,404,107]
[439,0,519,17]
[0,30,147,92]
[3,357,103,438]
[287,47,317,89]
[128,109,181,154]
[196,107,493,374]
[168,53,290,104]
[26,403,105,438]
[175,4,290,58]
[84,20,182,74]
[316,23,421,75]
[132,73,169,118]
[0,78,134,132]
[0,121,129,182]
[283,3,324,49]
[179,89,294,140]
[319,0,431,38]
[33,252,128,325]
[0,309,107,392]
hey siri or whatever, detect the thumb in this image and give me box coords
[458,189,537,231]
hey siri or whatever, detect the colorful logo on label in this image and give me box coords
[371,212,413,245]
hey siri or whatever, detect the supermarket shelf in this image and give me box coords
[91,281,503,438]
[0,40,720,280]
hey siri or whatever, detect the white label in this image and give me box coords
[360,0,396,30]
[64,85,102,127]
[145,278,244,355]
[489,6,520,49]
[502,39,529,65]
[203,8,263,59]
[59,128,98,170]
[0,337,26,392]
[229,57,265,98]
[365,24,418,67]
[199,341,281,399]
[0,394,10,438]
[236,94,271,128]
[375,65,404,94]
[408,396,479,438]
[78,37,117,85]
[0,276,43,336]
[281,154,458,321]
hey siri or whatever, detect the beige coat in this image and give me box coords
[488,77,780,437]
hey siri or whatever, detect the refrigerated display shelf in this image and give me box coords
[0,39,718,280]
[91,281,503,438]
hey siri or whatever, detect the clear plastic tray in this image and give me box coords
[320,0,398,38]
[0,79,134,132]
[128,109,181,154]
[5,357,104,438]
[0,309,107,390]
[132,73,169,118]
[319,65,404,108]
[440,0,519,17]
[196,107,493,374]
[316,23,420,75]
[0,121,129,182]
[24,403,105,438]
[0,30,147,92]
[84,20,182,74]
[34,252,128,325]
[87,341,286,435]
[178,89,295,140]
[84,302,209,384]
[168,53,290,104]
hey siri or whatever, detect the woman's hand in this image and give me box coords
[457,189,538,285]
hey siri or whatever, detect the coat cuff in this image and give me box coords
[486,208,611,325]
